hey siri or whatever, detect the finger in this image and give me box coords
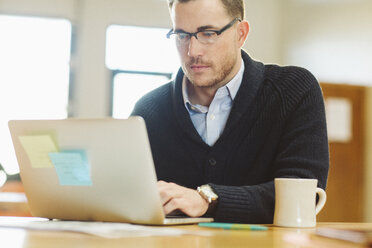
[157,181,176,192]
[157,180,167,186]
[157,182,185,204]
[163,198,184,215]
[164,197,201,217]
[157,185,172,205]
[171,190,209,217]
[157,181,181,206]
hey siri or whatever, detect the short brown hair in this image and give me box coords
[167,0,245,20]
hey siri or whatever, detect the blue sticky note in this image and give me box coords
[49,150,92,186]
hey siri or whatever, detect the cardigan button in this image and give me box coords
[208,158,217,166]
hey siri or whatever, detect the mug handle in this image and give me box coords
[315,188,327,215]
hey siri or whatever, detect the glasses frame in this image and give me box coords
[166,18,241,44]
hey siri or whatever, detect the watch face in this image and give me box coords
[204,190,215,198]
[200,185,218,200]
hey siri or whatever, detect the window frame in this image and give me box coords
[110,69,173,117]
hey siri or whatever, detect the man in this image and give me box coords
[131,0,329,223]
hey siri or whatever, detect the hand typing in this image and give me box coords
[157,180,209,217]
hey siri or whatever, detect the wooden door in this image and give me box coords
[317,83,366,222]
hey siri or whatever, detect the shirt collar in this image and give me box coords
[182,58,245,112]
[182,77,208,113]
[225,58,245,100]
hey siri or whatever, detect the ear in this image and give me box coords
[237,20,249,47]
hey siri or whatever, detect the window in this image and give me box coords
[0,15,71,174]
[106,25,179,118]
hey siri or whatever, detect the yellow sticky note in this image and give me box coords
[18,135,58,168]
[27,131,59,150]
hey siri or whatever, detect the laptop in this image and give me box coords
[8,117,213,225]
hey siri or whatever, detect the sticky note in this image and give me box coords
[27,131,59,150]
[49,150,92,186]
[19,135,59,168]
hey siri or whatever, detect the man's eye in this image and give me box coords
[200,31,216,38]
[177,33,189,40]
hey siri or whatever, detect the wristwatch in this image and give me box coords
[197,184,218,204]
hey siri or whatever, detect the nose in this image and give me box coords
[187,36,204,57]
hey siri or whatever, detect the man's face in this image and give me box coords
[171,0,242,89]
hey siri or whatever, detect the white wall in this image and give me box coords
[0,0,76,19]
[282,0,372,85]
[243,0,284,64]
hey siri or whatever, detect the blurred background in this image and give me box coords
[0,0,371,222]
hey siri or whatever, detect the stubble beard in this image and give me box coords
[183,52,236,90]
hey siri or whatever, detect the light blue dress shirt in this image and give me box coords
[183,60,245,146]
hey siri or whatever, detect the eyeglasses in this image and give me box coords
[166,18,241,45]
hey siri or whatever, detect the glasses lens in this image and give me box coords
[197,31,217,44]
[176,33,190,43]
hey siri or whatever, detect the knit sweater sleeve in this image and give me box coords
[210,68,329,224]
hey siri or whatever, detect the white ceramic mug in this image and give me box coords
[273,178,327,228]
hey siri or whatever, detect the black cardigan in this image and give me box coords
[131,50,329,223]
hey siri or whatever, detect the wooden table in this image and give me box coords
[0,221,370,248]
[0,192,30,217]
[0,181,31,217]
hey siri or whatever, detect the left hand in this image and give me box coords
[157,180,209,217]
